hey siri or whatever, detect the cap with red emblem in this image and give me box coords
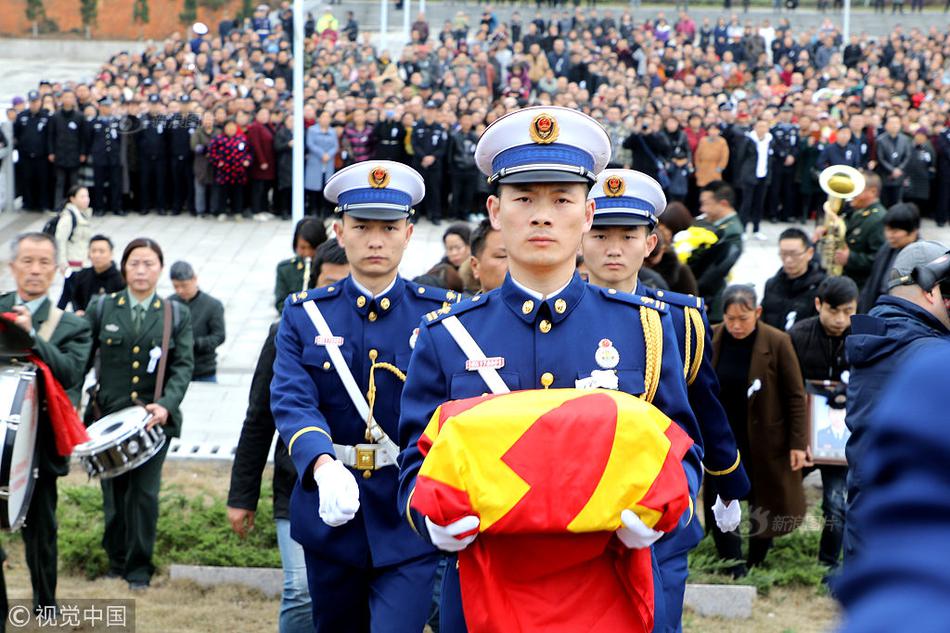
[588,169,667,228]
[323,160,425,220]
[475,106,611,185]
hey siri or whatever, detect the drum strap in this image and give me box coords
[153,302,173,402]
[36,307,63,342]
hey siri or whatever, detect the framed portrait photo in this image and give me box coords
[807,380,850,466]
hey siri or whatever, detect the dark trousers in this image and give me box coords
[420,165,443,222]
[935,175,950,226]
[305,189,328,218]
[450,170,476,219]
[169,156,193,213]
[101,442,169,583]
[820,465,847,568]
[23,470,59,609]
[740,178,769,232]
[303,550,438,633]
[275,187,292,218]
[138,156,166,212]
[251,178,274,214]
[20,155,50,210]
[768,164,798,221]
[215,183,245,216]
[93,163,123,213]
[881,181,904,208]
[54,166,78,211]
[703,479,773,574]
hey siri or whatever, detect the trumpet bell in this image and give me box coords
[819,165,866,202]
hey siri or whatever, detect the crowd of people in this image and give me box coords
[4,3,950,228]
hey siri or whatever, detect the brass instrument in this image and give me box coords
[818,165,865,277]
[302,256,312,292]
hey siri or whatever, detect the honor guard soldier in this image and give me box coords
[583,170,750,633]
[769,108,800,222]
[396,107,701,633]
[89,98,123,215]
[167,97,198,216]
[85,238,194,589]
[411,100,449,224]
[137,95,168,215]
[1,233,93,618]
[13,91,52,212]
[270,161,458,633]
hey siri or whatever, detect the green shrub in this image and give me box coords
[57,481,281,578]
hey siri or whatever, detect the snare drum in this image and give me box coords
[0,362,40,531]
[73,406,166,479]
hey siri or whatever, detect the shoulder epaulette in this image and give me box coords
[598,287,669,315]
[405,280,464,306]
[277,256,301,270]
[423,293,490,325]
[653,289,705,311]
[290,284,341,305]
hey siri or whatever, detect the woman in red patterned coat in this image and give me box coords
[208,119,253,220]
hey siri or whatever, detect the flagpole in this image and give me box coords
[292,0,304,223]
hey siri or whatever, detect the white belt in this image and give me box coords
[333,443,398,471]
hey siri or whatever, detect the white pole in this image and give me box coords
[380,0,389,53]
[403,0,411,45]
[420,0,426,16]
[292,0,305,223]
[842,0,851,44]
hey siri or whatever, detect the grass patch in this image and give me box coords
[56,481,281,578]
[688,506,830,595]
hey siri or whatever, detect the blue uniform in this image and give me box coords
[834,341,950,633]
[397,273,702,633]
[640,286,750,633]
[271,275,458,633]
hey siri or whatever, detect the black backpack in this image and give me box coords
[41,207,78,241]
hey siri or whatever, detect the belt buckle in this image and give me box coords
[355,446,376,471]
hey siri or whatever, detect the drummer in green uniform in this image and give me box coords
[274,219,328,313]
[1,232,92,616]
[85,237,194,590]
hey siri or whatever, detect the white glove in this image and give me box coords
[425,515,480,552]
[712,496,742,533]
[313,459,361,527]
[616,509,664,549]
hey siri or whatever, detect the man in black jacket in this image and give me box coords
[373,103,406,163]
[789,276,858,571]
[168,261,225,382]
[622,113,671,182]
[57,235,125,313]
[227,322,313,633]
[448,113,479,221]
[411,101,449,225]
[690,180,744,321]
[761,228,827,330]
[858,203,919,313]
[47,90,87,211]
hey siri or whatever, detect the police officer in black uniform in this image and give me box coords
[166,96,198,216]
[769,106,800,222]
[137,95,168,215]
[13,90,51,212]
[373,101,406,163]
[89,98,124,216]
[411,100,448,225]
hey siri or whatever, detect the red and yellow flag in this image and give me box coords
[411,388,692,633]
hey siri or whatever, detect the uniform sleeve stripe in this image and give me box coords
[287,426,333,455]
[406,488,420,535]
[704,450,742,476]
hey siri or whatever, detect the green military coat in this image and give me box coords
[0,293,92,475]
[842,201,886,290]
[274,256,313,313]
[86,289,194,437]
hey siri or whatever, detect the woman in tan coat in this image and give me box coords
[707,284,809,577]
[693,124,730,188]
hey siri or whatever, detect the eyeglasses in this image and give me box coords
[779,250,808,261]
